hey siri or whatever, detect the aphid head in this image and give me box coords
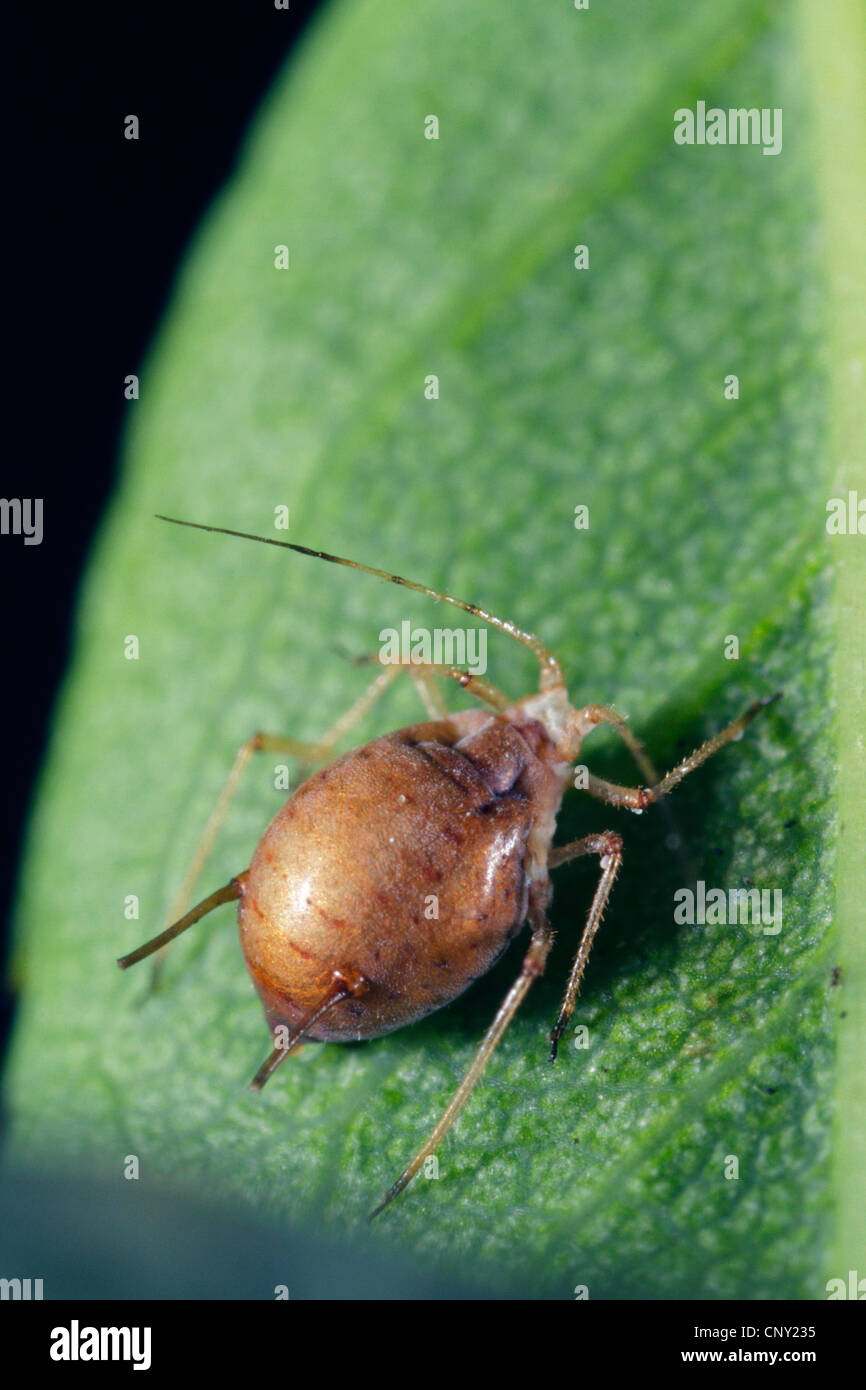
[512,684,612,767]
[512,685,583,763]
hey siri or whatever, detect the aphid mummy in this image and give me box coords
[119,517,781,1217]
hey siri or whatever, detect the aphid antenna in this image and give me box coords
[156,515,564,691]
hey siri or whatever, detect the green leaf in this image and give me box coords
[7,0,864,1296]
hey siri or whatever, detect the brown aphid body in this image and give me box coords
[241,709,566,1043]
[119,516,781,1216]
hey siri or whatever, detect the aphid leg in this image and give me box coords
[418,665,512,713]
[336,647,511,715]
[546,831,624,1060]
[249,969,369,1093]
[579,703,694,879]
[342,649,444,716]
[578,704,660,785]
[583,693,782,811]
[370,894,553,1220]
[409,667,447,719]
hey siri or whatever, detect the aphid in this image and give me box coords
[119,516,781,1217]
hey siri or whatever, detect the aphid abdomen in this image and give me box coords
[237,714,552,1042]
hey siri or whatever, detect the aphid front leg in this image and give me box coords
[578,702,695,879]
[546,831,624,1061]
[581,693,782,811]
[578,704,661,786]
[370,893,554,1221]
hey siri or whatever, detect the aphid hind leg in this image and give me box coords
[370,891,554,1220]
[547,831,624,1061]
[583,693,782,811]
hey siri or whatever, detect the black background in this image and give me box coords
[2,1,321,1072]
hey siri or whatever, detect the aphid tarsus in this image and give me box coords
[119,517,781,1217]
